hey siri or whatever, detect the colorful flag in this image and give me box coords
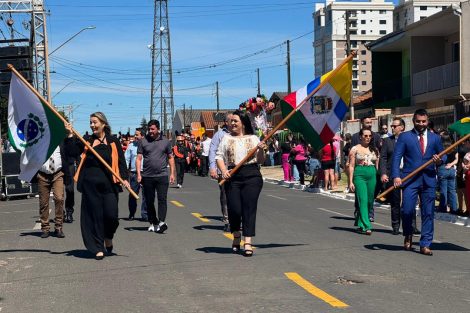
[449,117,470,136]
[280,59,352,150]
[7,72,66,182]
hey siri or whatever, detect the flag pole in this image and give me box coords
[376,132,470,199]
[219,51,356,186]
[7,64,139,200]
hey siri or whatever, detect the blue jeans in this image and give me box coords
[438,166,457,212]
[128,172,147,219]
[269,152,275,166]
[292,164,300,181]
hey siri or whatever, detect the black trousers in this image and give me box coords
[65,164,75,214]
[293,159,306,185]
[201,156,209,176]
[175,159,186,185]
[224,164,263,237]
[142,176,169,225]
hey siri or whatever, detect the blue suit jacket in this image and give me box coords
[391,130,445,188]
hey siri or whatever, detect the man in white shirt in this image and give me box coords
[37,145,69,238]
[200,134,212,177]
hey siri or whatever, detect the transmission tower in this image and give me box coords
[0,0,50,100]
[150,0,174,132]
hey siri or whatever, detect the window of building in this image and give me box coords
[420,6,427,11]
[379,30,386,34]
[361,10,366,14]
[353,60,358,67]
[362,81,367,86]
[353,71,358,78]
[379,10,386,14]
[361,30,366,34]
[442,6,447,10]
[361,60,367,65]
[361,50,366,55]
[352,81,358,89]
[452,42,460,62]
[350,30,357,35]
[361,20,366,24]
[379,20,386,24]
[328,10,332,21]
[361,70,366,75]
[351,40,357,47]
[317,16,321,26]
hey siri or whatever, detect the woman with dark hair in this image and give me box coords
[65,112,129,260]
[437,133,458,213]
[292,137,308,185]
[348,128,378,235]
[215,110,266,257]
[320,140,336,190]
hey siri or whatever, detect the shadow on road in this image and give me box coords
[365,242,470,252]
[19,231,43,237]
[0,248,95,259]
[123,226,150,232]
[330,216,355,221]
[196,243,307,254]
[330,226,395,235]
[193,225,225,231]
[200,216,224,222]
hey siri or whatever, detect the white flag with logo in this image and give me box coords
[7,72,66,182]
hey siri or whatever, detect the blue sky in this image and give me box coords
[43,0,392,134]
[44,0,318,134]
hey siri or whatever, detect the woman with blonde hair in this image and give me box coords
[65,112,129,260]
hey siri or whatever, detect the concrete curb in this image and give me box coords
[263,176,470,228]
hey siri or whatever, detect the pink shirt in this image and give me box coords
[293,144,307,161]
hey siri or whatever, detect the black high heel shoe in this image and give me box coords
[243,243,253,257]
[105,245,113,254]
[232,234,241,253]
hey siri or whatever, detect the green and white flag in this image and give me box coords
[8,72,66,182]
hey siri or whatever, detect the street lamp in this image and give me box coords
[49,26,96,56]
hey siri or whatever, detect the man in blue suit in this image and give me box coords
[391,109,444,256]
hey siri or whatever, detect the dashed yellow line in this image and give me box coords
[191,212,210,222]
[170,200,184,207]
[285,272,349,308]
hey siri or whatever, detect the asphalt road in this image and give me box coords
[1,174,469,313]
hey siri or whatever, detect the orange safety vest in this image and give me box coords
[173,145,184,159]
[74,141,120,184]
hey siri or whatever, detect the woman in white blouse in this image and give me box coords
[215,110,266,257]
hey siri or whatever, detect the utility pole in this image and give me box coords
[286,40,291,94]
[216,81,220,112]
[345,10,354,120]
[183,103,186,129]
[150,0,175,130]
[256,68,261,95]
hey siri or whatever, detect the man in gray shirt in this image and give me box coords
[136,120,176,233]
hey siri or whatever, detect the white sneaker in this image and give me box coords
[177,184,182,188]
[148,224,154,232]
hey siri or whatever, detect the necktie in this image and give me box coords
[419,133,424,155]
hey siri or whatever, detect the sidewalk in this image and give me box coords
[260,165,470,228]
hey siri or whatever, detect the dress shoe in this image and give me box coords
[413,228,421,235]
[420,246,433,256]
[54,229,65,238]
[404,235,412,251]
[40,231,50,238]
[128,215,134,221]
[392,229,401,235]
[369,217,375,222]
[106,245,113,254]
[64,213,74,223]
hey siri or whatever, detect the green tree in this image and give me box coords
[140,116,147,133]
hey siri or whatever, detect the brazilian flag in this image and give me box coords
[449,117,470,136]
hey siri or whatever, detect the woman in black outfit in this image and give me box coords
[65,112,129,260]
[215,110,266,257]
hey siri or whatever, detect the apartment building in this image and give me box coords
[394,0,465,30]
[313,0,394,93]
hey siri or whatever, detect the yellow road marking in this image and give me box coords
[191,213,210,222]
[170,200,184,207]
[285,272,349,308]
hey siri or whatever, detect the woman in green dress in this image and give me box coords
[348,128,379,235]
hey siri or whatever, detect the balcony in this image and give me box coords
[412,62,459,96]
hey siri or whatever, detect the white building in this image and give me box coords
[394,0,465,30]
[313,0,394,93]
